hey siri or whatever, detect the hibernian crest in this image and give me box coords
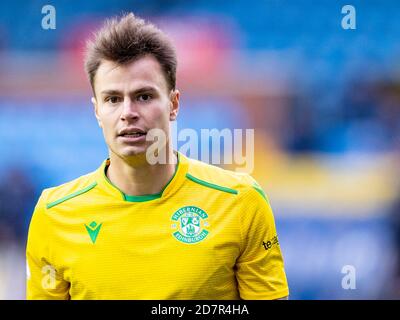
[171,206,209,244]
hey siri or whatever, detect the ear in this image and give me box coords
[92,97,102,128]
[169,89,180,121]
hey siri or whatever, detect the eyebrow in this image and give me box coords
[100,86,157,96]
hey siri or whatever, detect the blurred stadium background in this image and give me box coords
[1,0,400,299]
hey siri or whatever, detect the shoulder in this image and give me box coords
[184,156,269,202]
[39,170,98,210]
[27,169,100,249]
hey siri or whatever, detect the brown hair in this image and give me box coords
[84,13,177,94]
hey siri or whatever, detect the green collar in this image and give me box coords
[103,153,180,202]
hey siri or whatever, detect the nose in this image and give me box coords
[120,98,139,121]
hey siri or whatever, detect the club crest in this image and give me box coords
[171,206,209,244]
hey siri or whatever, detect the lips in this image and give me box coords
[120,132,145,138]
[117,128,147,144]
[118,128,147,137]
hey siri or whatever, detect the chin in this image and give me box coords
[111,141,160,164]
[120,146,148,157]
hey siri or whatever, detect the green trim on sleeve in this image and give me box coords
[185,173,238,195]
[252,183,270,205]
[46,182,98,209]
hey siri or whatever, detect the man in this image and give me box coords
[26,13,289,300]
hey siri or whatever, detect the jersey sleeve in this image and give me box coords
[26,191,70,300]
[235,178,289,300]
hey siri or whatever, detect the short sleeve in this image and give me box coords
[235,179,289,300]
[26,191,70,300]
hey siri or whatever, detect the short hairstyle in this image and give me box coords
[84,13,177,94]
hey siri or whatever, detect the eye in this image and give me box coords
[106,96,121,104]
[137,94,152,102]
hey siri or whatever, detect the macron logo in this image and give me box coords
[85,221,102,244]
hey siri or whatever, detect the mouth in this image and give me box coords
[119,132,146,138]
[117,128,147,142]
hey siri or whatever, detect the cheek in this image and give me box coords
[98,111,118,139]
[147,101,171,124]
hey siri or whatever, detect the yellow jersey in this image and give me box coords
[26,152,289,300]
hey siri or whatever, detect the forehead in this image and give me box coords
[94,55,168,94]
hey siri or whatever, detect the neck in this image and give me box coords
[107,147,178,197]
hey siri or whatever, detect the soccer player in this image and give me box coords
[26,13,289,300]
